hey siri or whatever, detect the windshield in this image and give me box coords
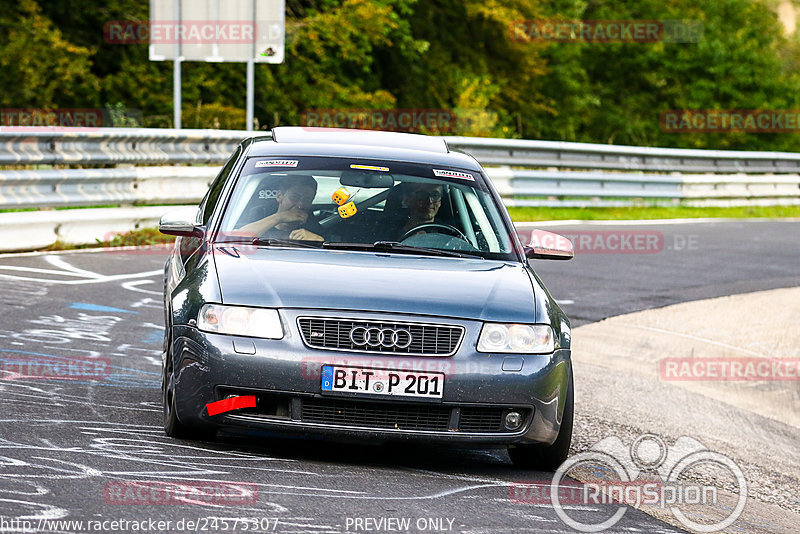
[216,156,517,261]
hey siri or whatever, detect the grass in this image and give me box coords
[506,205,800,222]
[44,227,175,251]
[0,207,39,213]
[55,204,118,210]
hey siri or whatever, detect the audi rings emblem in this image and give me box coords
[349,326,413,349]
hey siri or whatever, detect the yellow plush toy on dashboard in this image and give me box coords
[332,188,350,206]
[338,201,357,218]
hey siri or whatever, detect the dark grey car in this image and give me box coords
[159,127,574,470]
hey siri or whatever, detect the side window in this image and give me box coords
[201,147,241,225]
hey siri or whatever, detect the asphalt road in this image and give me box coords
[529,219,800,325]
[0,220,797,533]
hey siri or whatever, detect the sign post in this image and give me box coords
[149,0,286,130]
[172,0,181,129]
[247,0,256,131]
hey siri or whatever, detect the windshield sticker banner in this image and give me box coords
[433,169,474,181]
[255,160,298,168]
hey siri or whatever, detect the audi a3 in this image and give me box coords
[159,126,574,470]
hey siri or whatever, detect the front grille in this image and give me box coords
[301,398,451,431]
[297,317,464,356]
[460,407,505,432]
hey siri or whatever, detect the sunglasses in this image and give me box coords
[411,190,443,203]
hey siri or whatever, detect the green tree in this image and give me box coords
[0,0,98,108]
[4,0,800,151]
[532,0,800,149]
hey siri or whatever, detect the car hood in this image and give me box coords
[213,246,537,322]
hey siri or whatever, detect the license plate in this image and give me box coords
[320,365,444,399]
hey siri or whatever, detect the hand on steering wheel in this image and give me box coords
[401,223,469,242]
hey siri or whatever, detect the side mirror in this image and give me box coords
[522,230,574,260]
[159,207,204,237]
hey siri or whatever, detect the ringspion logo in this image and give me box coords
[539,434,746,532]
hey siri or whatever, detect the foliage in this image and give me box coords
[0,0,98,107]
[2,0,800,149]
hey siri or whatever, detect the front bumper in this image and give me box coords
[170,309,571,446]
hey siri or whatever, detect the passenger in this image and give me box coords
[238,175,324,241]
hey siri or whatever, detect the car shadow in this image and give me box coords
[201,428,517,475]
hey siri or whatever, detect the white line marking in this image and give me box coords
[122,280,161,295]
[43,256,103,278]
[617,323,770,357]
[0,266,87,277]
[0,270,161,285]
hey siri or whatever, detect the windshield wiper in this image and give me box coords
[252,238,323,249]
[322,241,483,259]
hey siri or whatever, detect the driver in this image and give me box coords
[237,175,325,241]
[397,183,444,239]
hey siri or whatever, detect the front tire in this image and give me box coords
[509,370,574,471]
[162,328,215,441]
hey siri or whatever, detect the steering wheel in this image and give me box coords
[401,223,470,242]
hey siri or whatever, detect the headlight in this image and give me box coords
[477,323,554,353]
[197,304,283,339]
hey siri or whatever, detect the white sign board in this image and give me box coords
[149,0,285,64]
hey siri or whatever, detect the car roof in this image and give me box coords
[273,126,449,152]
[244,127,483,171]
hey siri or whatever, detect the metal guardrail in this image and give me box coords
[0,166,218,209]
[447,136,800,173]
[482,168,800,207]
[1,127,799,210]
[0,128,252,166]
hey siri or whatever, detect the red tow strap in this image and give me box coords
[206,395,257,416]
